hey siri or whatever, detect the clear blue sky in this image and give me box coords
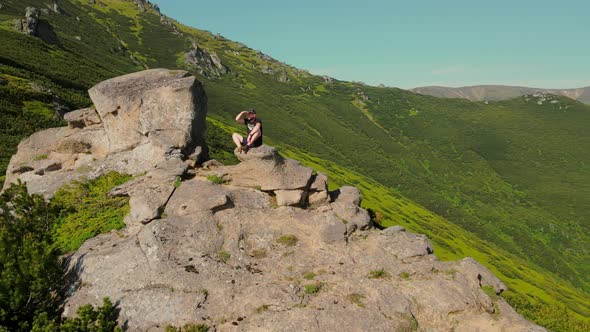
[158,0,590,89]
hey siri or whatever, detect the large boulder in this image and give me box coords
[88,68,207,154]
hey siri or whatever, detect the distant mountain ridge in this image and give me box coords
[411,85,590,104]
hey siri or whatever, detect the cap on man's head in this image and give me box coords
[248,109,256,114]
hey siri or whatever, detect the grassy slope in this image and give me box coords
[0,0,588,326]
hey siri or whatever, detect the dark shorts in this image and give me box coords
[242,136,263,147]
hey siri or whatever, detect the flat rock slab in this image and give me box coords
[165,179,232,216]
[214,147,313,191]
[275,189,304,206]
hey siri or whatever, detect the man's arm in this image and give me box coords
[235,111,248,123]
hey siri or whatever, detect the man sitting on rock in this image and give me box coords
[232,109,263,153]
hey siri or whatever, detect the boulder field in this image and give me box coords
[2,69,545,331]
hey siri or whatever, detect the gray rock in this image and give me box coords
[275,189,304,206]
[165,179,232,216]
[256,51,273,62]
[318,213,347,243]
[201,159,223,170]
[308,190,330,207]
[149,2,160,13]
[453,257,508,294]
[310,172,328,191]
[322,75,333,84]
[380,225,433,260]
[17,7,41,36]
[64,195,544,332]
[88,68,207,154]
[134,0,146,12]
[184,44,228,79]
[51,1,60,14]
[278,69,290,82]
[63,107,102,129]
[261,65,274,74]
[330,186,371,230]
[201,145,313,191]
[186,145,203,167]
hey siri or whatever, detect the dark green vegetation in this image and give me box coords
[276,234,298,247]
[368,268,391,279]
[0,0,588,329]
[206,174,228,185]
[303,283,323,295]
[32,298,122,331]
[51,171,132,253]
[0,182,122,331]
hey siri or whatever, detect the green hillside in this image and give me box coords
[0,0,588,329]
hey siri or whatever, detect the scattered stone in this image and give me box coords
[261,65,274,75]
[201,159,223,170]
[17,7,41,36]
[184,43,229,78]
[330,186,371,231]
[63,107,102,129]
[148,1,160,13]
[51,1,60,14]
[134,0,147,12]
[278,69,290,82]
[256,52,273,62]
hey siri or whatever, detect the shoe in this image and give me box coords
[237,146,243,153]
[242,145,250,154]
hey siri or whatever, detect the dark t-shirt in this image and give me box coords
[244,118,263,146]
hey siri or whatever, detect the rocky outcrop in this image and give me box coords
[159,15,180,34]
[134,0,147,12]
[62,149,545,331]
[149,1,160,13]
[16,7,41,36]
[4,69,544,331]
[278,69,290,82]
[2,69,207,217]
[184,44,229,79]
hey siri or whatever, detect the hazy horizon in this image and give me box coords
[158,0,590,89]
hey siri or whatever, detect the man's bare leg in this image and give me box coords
[232,133,244,150]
